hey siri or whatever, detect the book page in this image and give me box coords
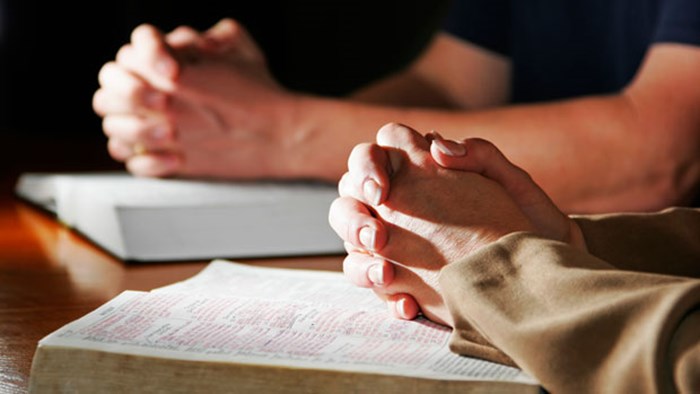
[42,287,536,385]
[42,291,535,383]
[153,260,385,310]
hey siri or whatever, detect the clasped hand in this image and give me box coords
[329,123,586,326]
[93,19,297,179]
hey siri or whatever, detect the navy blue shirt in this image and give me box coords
[443,0,700,103]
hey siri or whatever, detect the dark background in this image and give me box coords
[0,0,449,180]
[0,1,448,138]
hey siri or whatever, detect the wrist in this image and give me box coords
[275,93,348,181]
[271,92,316,177]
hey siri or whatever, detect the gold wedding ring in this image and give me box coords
[132,143,148,156]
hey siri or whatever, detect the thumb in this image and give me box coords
[202,19,265,63]
[430,134,571,242]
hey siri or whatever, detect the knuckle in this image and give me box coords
[376,122,419,149]
[101,117,116,137]
[342,254,372,288]
[348,142,366,158]
[132,24,155,41]
[354,142,374,157]
[460,138,492,164]
[218,19,240,37]
[127,157,162,177]
[97,62,117,85]
[343,241,357,254]
[106,139,127,161]
[328,197,344,216]
[338,173,352,197]
[172,25,198,37]
[327,198,346,230]
[348,143,373,168]
[341,255,354,275]
[376,122,404,141]
[115,44,133,64]
[92,90,104,114]
[220,18,239,30]
[470,138,497,154]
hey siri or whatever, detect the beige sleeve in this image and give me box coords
[439,231,700,393]
[573,207,700,276]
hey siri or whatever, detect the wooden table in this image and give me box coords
[0,134,343,393]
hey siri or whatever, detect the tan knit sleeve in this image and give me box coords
[573,207,700,277]
[439,232,700,393]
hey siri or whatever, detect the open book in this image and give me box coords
[29,261,539,393]
[15,172,343,261]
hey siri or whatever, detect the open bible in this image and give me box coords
[29,261,539,393]
[15,172,343,261]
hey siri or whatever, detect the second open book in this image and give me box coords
[30,261,539,393]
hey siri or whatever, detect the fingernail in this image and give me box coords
[363,178,382,206]
[397,298,409,319]
[152,125,169,140]
[432,138,466,157]
[426,130,443,142]
[368,264,384,286]
[359,226,376,251]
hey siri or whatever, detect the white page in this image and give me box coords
[41,291,536,384]
[153,260,386,309]
[52,172,337,206]
[42,262,537,384]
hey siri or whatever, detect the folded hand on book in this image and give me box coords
[329,122,586,326]
[93,19,297,179]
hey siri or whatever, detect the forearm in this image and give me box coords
[348,33,511,110]
[348,70,459,109]
[290,92,698,212]
[459,95,700,213]
[439,232,700,393]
